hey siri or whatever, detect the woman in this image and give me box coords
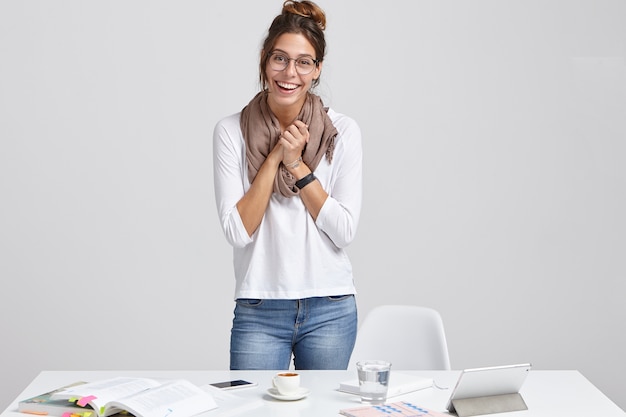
[213,0,363,370]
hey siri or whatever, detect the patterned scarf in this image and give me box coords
[240,91,338,197]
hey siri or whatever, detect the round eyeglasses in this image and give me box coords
[268,52,320,75]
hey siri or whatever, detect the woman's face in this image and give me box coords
[265,32,322,113]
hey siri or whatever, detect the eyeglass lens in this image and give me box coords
[269,53,317,75]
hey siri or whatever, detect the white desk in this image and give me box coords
[2,370,624,417]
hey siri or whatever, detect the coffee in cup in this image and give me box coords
[272,372,301,395]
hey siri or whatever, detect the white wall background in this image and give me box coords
[1,0,625,411]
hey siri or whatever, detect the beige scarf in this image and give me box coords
[240,91,338,197]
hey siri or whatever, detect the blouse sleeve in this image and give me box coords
[315,116,363,249]
[213,116,253,248]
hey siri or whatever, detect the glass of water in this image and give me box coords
[356,360,392,405]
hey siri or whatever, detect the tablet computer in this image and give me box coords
[446,363,532,414]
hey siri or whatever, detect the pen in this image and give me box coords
[20,411,48,415]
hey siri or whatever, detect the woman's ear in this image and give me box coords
[313,61,323,80]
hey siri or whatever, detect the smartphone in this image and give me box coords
[209,379,258,390]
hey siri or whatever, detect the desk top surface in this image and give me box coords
[3,370,624,417]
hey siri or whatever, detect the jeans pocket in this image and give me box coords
[236,298,264,307]
[327,294,353,302]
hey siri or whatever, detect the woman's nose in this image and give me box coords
[284,59,298,76]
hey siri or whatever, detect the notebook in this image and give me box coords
[339,373,433,398]
[340,401,448,417]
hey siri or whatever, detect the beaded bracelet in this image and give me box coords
[285,156,302,169]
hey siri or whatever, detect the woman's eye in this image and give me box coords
[273,54,288,63]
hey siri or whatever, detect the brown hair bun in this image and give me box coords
[282,0,326,30]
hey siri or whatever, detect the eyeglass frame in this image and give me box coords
[266,50,321,75]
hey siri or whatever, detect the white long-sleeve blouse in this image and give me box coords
[213,108,362,300]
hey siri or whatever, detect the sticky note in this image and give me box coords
[77,396,97,407]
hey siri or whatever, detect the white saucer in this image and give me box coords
[267,387,310,401]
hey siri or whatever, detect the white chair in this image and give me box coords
[349,305,451,370]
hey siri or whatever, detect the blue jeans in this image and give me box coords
[230,295,357,370]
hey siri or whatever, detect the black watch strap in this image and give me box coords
[295,173,317,190]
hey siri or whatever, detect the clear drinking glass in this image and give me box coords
[356,360,392,405]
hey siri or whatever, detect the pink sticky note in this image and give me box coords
[62,413,71,417]
[77,395,97,407]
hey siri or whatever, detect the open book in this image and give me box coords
[49,377,217,417]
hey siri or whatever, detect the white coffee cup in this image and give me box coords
[272,372,301,395]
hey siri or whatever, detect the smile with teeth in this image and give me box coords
[277,81,299,90]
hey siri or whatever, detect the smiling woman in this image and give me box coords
[212,0,364,371]
[263,32,322,131]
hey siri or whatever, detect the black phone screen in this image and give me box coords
[209,379,255,389]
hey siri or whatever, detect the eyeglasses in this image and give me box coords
[268,52,320,75]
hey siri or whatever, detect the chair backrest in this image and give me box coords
[349,305,451,370]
